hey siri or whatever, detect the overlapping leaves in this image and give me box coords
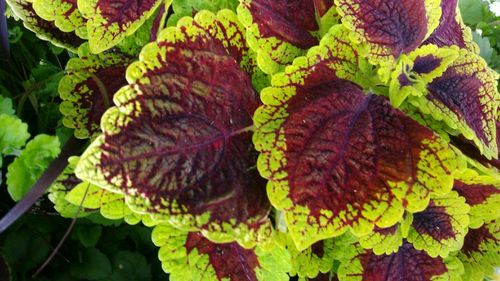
[6,0,84,51]
[254,25,460,250]
[237,0,338,74]
[457,219,500,281]
[59,44,131,139]
[78,0,170,53]
[453,169,500,229]
[152,224,290,281]
[335,0,442,67]
[76,10,272,247]
[337,240,464,281]
[31,0,87,38]
[408,48,499,159]
[3,0,499,280]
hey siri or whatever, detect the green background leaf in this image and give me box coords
[6,134,60,201]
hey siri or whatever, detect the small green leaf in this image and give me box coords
[0,114,30,156]
[73,225,102,248]
[6,134,60,201]
[167,0,239,26]
[0,96,15,116]
[1,228,50,274]
[472,31,494,63]
[48,156,91,218]
[459,0,487,26]
[69,248,112,280]
[109,251,151,281]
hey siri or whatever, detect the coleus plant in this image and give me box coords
[2,0,499,280]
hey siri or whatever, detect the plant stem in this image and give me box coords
[150,2,167,42]
[32,183,91,278]
[0,136,86,233]
[89,73,110,110]
[0,0,9,60]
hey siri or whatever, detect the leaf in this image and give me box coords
[337,240,464,281]
[423,0,478,53]
[6,134,60,201]
[6,0,84,52]
[167,0,240,26]
[453,169,500,229]
[73,224,102,248]
[405,191,470,258]
[48,156,92,218]
[31,0,87,38]
[76,10,272,247]
[237,0,339,74]
[458,0,487,26]
[358,191,470,258]
[302,272,339,281]
[0,114,30,156]
[389,44,459,107]
[0,96,15,116]
[277,233,335,279]
[1,228,51,273]
[335,0,442,67]
[65,180,138,222]
[114,10,160,56]
[472,31,494,63]
[254,25,460,250]
[458,220,500,281]
[151,224,291,281]
[78,0,170,53]
[357,220,410,256]
[109,251,151,281]
[409,49,499,159]
[59,44,131,139]
[69,248,112,280]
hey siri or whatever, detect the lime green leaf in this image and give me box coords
[0,114,30,156]
[152,224,291,281]
[167,0,239,26]
[357,217,411,256]
[358,191,470,258]
[277,232,335,279]
[405,191,470,258]
[454,168,500,229]
[31,0,87,38]
[389,44,459,107]
[457,219,500,281]
[65,181,137,222]
[6,134,60,201]
[48,156,92,218]
[6,0,84,52]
